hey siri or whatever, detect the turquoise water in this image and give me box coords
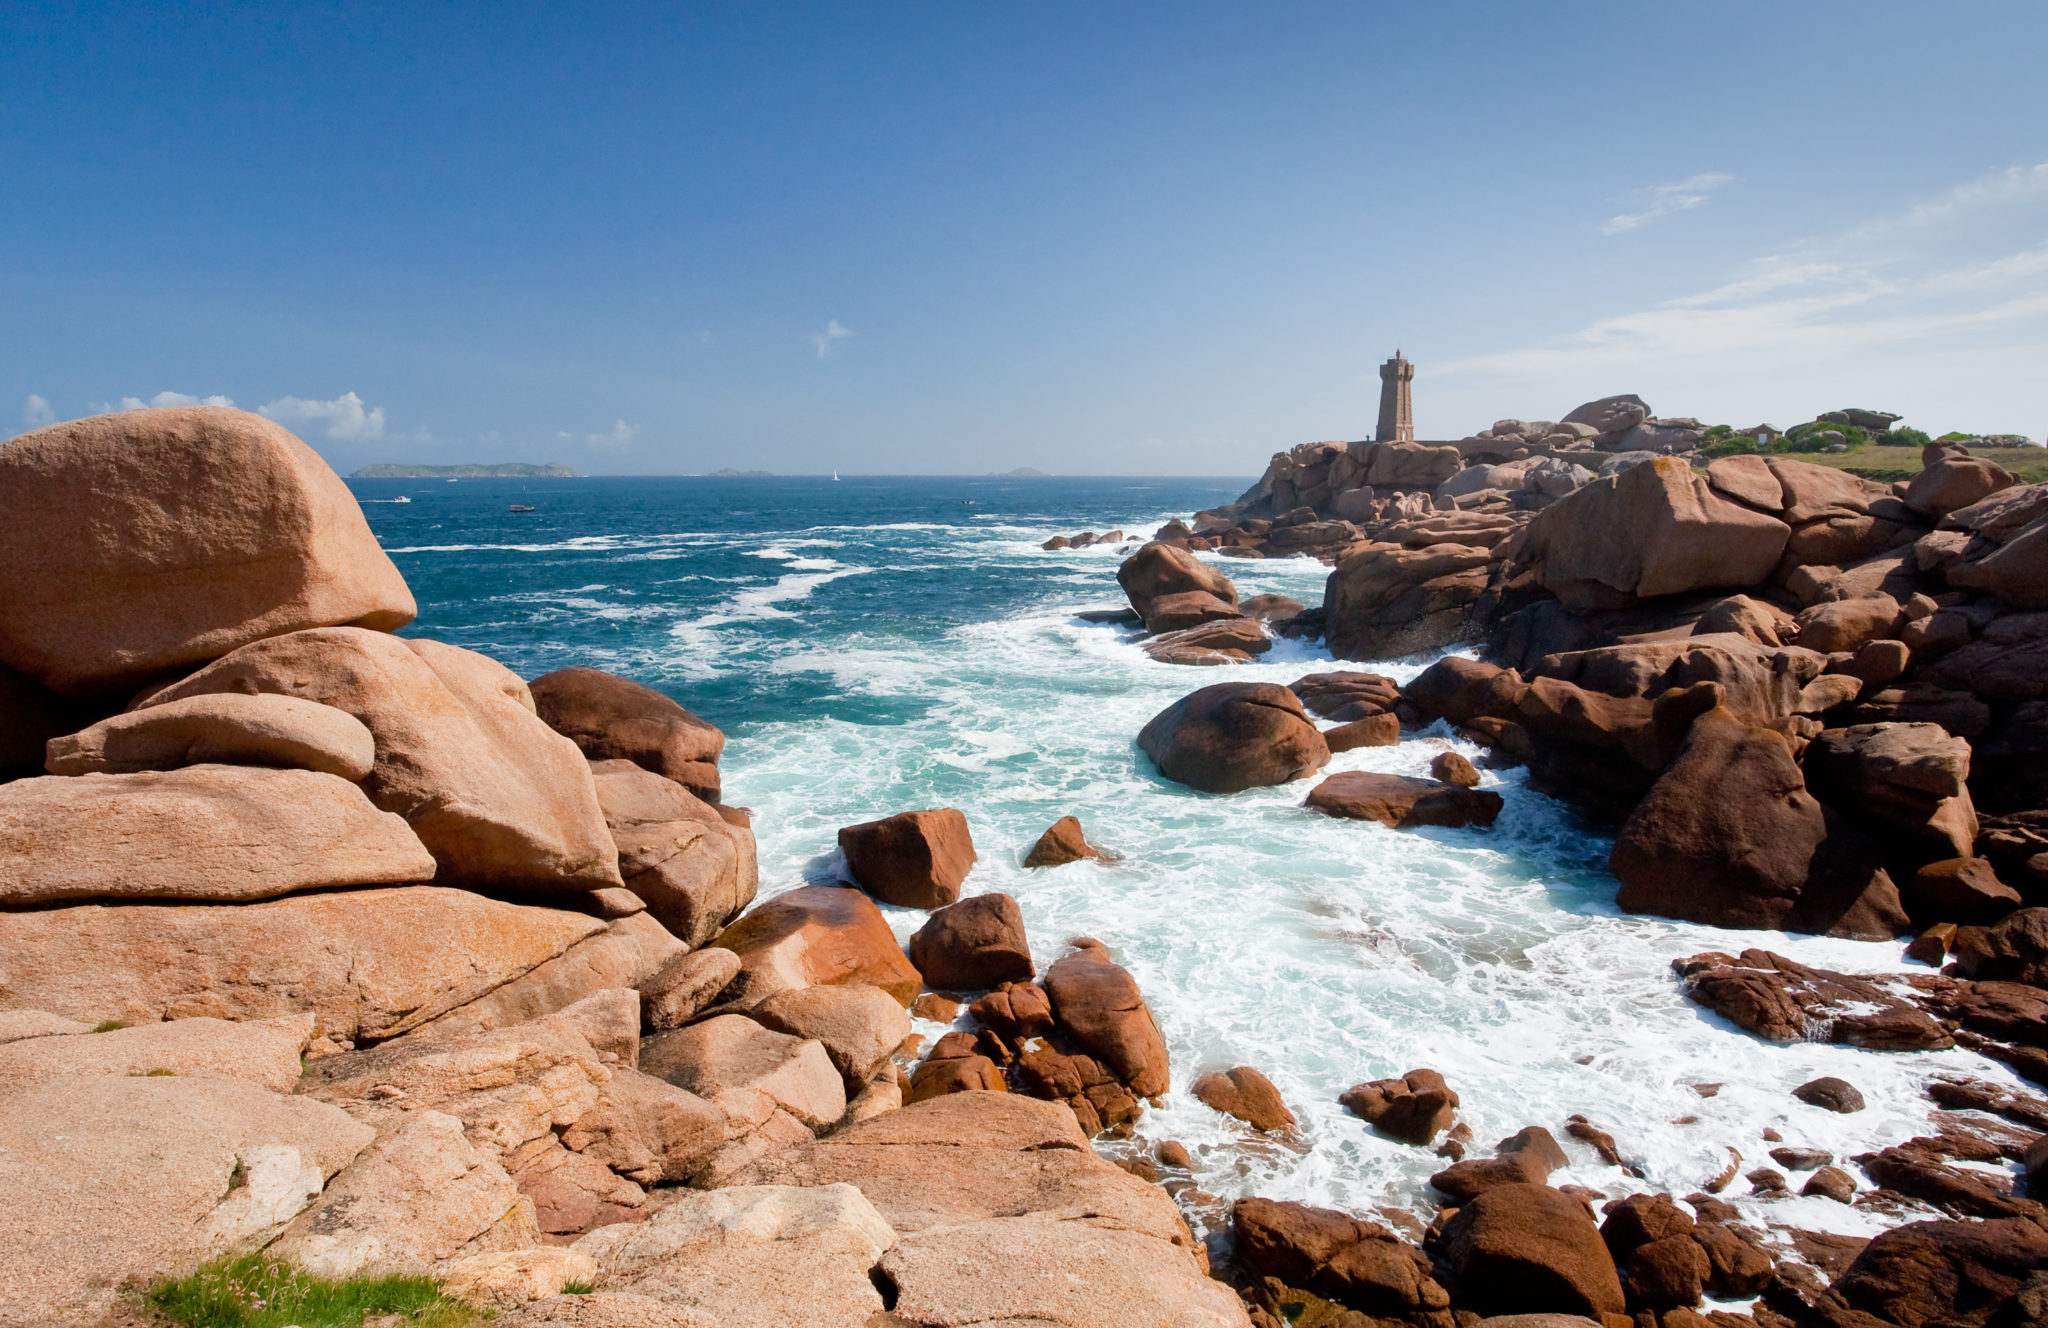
[356,474,2001,1240]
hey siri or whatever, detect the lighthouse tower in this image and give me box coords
[1375,350,1415,443]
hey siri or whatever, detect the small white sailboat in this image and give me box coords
[832,469,841,481]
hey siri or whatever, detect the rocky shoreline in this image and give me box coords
[0,403,2043,1326]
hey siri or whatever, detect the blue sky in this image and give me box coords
[4,2,2045,474]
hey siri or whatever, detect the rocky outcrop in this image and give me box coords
[747,984,909,1092]
[1323,540,1497,660]
[1610,707,1908,938]
[530,666,727,802]
[1136,682,1330,793]
[1516,458,1790,610]
[45,692,376,780]
[0,764,435,905]
[146,627,624,894]
[1022,815,1109,868]
[1041,939,1170,1099]
[1432,1183,1626,1319]
[0,406,416,694]
[1191,1065,1296,1131]
[1672,950,1953,1050]
[1232,1197,1449,1320]
[837,808,977,909]
[1115,542,1238,621]
[1340,1068,1459,1145]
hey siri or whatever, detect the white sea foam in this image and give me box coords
[700,524,2026,1243]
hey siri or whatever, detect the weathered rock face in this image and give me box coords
[0,661,97,781]
[1306,771,1503,829]
[268,1109,537,1277]
[0,886,604,1041]
[881,1215,1251,1328]
[1434,1184,1626,1318]
[837,808,978,910]
[1807,1217,2048,1328]
[146,627,623,894]
[1042,939,1169,1098]
[1021,815,1108,868]
[45,692,376,780]
[1340,1068,1459,1145]
[0,1072,374,1326]
[1290,671,1401,721]
[642,1014,846,1128]
[1140,615,1271,665]
[748,983,910,1091]
[716,1092,1197,1253]
[0,1011,312,1092]
[0,765,435,906]
[1430,1127,1568,1201]
[1116,542,1238,620]
[0,407,417,695]
[1905,454,2015,518]
[1561,394,1651,441]
[1954,908,2048,986]
[407,912,687,1043]
[1516,458,1791,610]
[529,667,726,803]
[1803,721,1978,863]
[907,892,1035,990]
[1610,707,1909,939]
[1232,1197,1448,1320]
[572,1184,899,1328]
[1323,541,1495,660]
[591,759,756,947]
[712,884,923,1007]
[1136,682,1330,794]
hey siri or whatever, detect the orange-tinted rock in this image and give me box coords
[528,667,725,802]
[906,1030,1006,1102]
[1137,682,1330,794]
[45,692,375,781]
[1953,907,2048,986]
[0,766,435,905]
[838,808,978,910]
[1323,541,1495,660]
[1325,713,1401,752]
[1435,1183,1626,1318]
[713,884,923,1007]
[1907,858,2023,926]
[1141,590,1244,634]
[147,628,623,895]
[968,981,1054,1041]
[1041,940,1169,1098]
[907,893,1034,991]
[1191,1066,1296,1132]
[1794,596,1901,654]
[1808,1217,2048,1328]
[1905,456,2015,518]
[1307,772,1502,829]
[1116,542,1238,620]
[1431,751,1482,787]
[1021,815,1107,869]
[1403,656,1529,727]
[0,407,416,694]
[1672,950,1952,1050]
[1611,707,1909,939]
[590,759,756,947]
[1517,457,1790,610]
[1233,1197,1449,1319]
[1290,672,1402,721]
[1340,1069,1459,1145]
[1430,1128,1569,1202]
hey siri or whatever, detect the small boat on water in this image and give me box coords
[509,504,536,513]
[393,495,411,503]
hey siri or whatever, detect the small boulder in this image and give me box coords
[1116,542,1238,620]
[1431,751,1482,787]
[907,892,1034,990]
[1137,682,1330,794]
[1340,1068,1459,1145]
[1434,1183,1626,1318]
[1141,589,1245,634]
[1430,1127,1569,1201]
[1191,1066,1296,1132]
[641,947,741,1031]
[713,884,924,1007]
[591,759,757,947]
[1793,1076,1866,1113]
[45,692,375,780]
[1908,857,2022,925]
[528,666,726,802]
[1233,1196,1449,1318]
[968,981,1055,1041]
[1325,714,1401,751]
[640,1014,846,1129]
[907,1030,1006,1102]
[1042,939,1170,1097]
[1953,907,2048,985]
[1306,771,1502,829]
[1021,815,1108,868]
[1905,455,2015,518]
[838,807,978,909]
[748,984,910,1091]
[1290,671,1402,721]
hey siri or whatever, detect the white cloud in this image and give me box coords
[1599,172,1735,236]
[811,319,853,358]
[92,389,238,413]
[258,391,387,441]
[586,420,637,449]
[21,395,54,427]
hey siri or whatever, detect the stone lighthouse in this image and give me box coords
[1375,350,1415,443]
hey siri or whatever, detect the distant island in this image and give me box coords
[711,467,775,477]
[350,462,583,478]
[999,466,1050,477]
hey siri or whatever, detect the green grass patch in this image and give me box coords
[1693,438,2048,486]
[90,1020,127,1033]
[145,1253,487,1328]
[561,1280,596,1295]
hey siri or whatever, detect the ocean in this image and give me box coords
[354,472,1993,1247]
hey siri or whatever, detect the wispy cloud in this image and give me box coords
[811,319,853,359]
[1599,173,1735,236]
[94,389,237,412]
[259,391,386,441]
[21,394,54,427]
[1437,161,2048,435]
[561,420,639,450]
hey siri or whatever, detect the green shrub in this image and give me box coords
[145,1253,486,1328]
[90,1020,127,1033]
[1937,431,1973,443]
[1879,426,1932,448]
[1785,419,1871,449]
[1701,435,1761,459]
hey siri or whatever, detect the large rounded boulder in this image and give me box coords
[529,667,726,803]
[1115,542,1238,621]
[0,407,416,694]
[1137,682,1330,794]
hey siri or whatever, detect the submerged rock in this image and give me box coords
[1021,815,1109,868]
[1137,681,1330,794]
[1306,771,1502,829]
[1191,1065,1296,1132]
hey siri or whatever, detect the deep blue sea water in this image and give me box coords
[351,473,1998,1243]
